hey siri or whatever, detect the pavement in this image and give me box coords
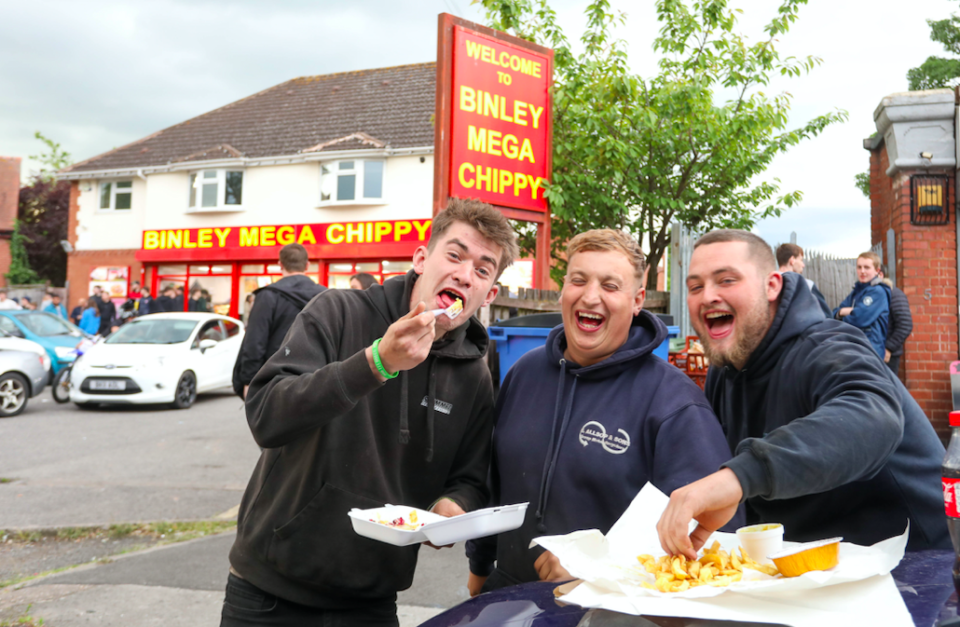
[0,390,470,626]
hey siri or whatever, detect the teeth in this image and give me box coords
[579,312,603,320]
[705,312,732,319]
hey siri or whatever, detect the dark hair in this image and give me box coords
[141,286,151,295]
[279,243,309,273]
[694,229,777,272]
[430,198,519,280]
[775,243,803,268]
[350,273,377,289]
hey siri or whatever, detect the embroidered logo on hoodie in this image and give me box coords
[421,396,452,415]
[578,421,630,454]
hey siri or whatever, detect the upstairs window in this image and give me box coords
[188,170,244,210]
[320,160,385,205]
[99,181,133,211]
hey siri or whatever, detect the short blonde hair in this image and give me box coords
[566,229,646,283]
[858,251,882,271]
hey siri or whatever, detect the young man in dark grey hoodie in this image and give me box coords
[657,229,948,560]
[221,199,518,627]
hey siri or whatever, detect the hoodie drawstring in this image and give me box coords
[535,359,578,533]
[397,358,437,462]
[398,370,410,444]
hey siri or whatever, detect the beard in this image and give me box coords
[696,293,773,371]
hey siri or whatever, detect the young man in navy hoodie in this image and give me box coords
[833,251,891,359]
[657,230,948,560]
[466,229,740,594]
[221,199,519,626]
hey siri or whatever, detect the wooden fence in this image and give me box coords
[802,241,883,311]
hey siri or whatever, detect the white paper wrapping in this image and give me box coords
[531,483,913,626]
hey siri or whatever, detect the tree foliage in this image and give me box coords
[5,221,40,285]
[480,0,847,287]
[854,171,870,199]
[907,7,960,90]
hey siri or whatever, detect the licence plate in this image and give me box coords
[91,380,125,391]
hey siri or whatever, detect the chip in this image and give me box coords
[636,541,779,592]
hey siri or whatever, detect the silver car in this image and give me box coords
[0,349,48,417]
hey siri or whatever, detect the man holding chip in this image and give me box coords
[657,229,949,561]
[221,199,519,626]
[466,229,741,594]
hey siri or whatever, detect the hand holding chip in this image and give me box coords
[657,468,743,561]
[368,302,436,379]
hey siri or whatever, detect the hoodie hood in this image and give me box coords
[545,309,667,378]
[254,274,326,309]
[739,272,826,375]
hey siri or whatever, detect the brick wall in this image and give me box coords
[870,144,958,438]
[0,157,20,286]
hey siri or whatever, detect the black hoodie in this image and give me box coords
[713,273,949,550]
[230,270,495,607]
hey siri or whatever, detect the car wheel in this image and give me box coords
[74,402,99,410]
[52,367,72,403]
[171,371,197,410]
[0,373,29,417]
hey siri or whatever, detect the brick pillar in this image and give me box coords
[0,157,20,287]
[869,144,958,439]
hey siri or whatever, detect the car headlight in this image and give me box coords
[54,346,74,359]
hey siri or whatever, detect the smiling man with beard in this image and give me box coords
[221,198,518,627]
[466,229,740,595]
[656,229,949,561]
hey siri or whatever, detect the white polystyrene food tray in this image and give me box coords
[348,502,528,547]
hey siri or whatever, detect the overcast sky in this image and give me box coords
[1,0,956,256]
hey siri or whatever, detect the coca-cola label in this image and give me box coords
[944,477,960,517]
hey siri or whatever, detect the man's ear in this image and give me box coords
[412,245,428,275]
[633,285,646,316]
[766,271,783,303]
[482,284,499,308]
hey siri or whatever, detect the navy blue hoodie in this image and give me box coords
[467,310,741,585]
[717,273,949,550]
[833,277,890,359]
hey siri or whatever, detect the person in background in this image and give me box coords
[43,293,67,319]
[129,281,142,299]
[349,272,378,290]
[0,290,20,310]
[833,251,890,359]
[775,243,830,317]
[79,302,101,335]
[155,286,177,312]
[201,289,213,312]
[97,292,117,335]
[40,293,52,312]
[137,286,154,316]
[20,296,36,311]
[242,293,255,323]
[174,286,185,311]
[466,229,741,594]
[232,244,326,399]
[70,298,86,325]
[188,289,207,312]
[656,229,948,558]
[879,265,913,380]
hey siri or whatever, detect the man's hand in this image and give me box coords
[467,573,487,597]
[366,302,435,381]
[838,306,853,318]
[243,385,248,399]
[884,349,891,363]
[534,550,573,582]
[656,468,743,561]
[424,498,465,550]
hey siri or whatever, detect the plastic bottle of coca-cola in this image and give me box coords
[942,410,960,594]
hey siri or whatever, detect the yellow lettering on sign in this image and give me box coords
[393,221,412,241]
[513,173,529,197]
[184,230,198,249]
[327,224,344,244]
[476,165,493,191]
[166,230,182,249]
[365,223,373,243]
[520,58,533,75]
[277,226,295,246]
[488,130,502,157]
[374,222,391,242]
[214,228,231,247]
[527,174,543,199]
[412,220,431,241]
[197,229,213,248]
[458,163,475,189]
[498,97,513,123]
[513,101,528,126]
[464,39,542,78]
[529,104,544,129]
[503,135,518,160]
[468,125,487,153]
[455,161,546,199]
[499,170,514,193]
[260,226,276,247]
[518,139,535,164]
[345,223,364,244]
[460,85,476,112]
[482,91,498,118]
[144,231,159,249]
[240,227,259,247]
[298,225,316,245]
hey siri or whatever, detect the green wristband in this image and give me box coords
[372,338,399,379]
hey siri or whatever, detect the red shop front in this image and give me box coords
[135,219,431,320]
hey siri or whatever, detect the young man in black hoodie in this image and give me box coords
[232,243,326,399]
[466,229,740,594]
[221,199,518,626]
[657,229,949,560]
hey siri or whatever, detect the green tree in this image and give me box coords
[5,221,40,285]
[907,6,960,90]
[17,132,72,285]
[854,172,870,198]
[481,0,846,287]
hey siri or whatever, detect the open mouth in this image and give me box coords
[576,310,605,331]
[703,310,735,339]
[437,288,465,309]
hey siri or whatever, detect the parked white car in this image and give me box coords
[0,332,52,375]
[68,313,244,409]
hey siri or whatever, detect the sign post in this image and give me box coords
[434,13,554,289]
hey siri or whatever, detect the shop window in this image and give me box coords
[320,160,386,205]
[188,170,244,211]
[99,180,133,211]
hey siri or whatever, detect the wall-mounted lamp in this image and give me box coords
[920,151,934,160]
[910,174,950,225]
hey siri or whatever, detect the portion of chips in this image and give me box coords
[636,541,780,593]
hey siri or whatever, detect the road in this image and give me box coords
[0,389,470,625]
